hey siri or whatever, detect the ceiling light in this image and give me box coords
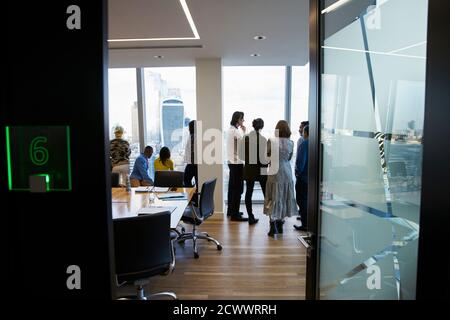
[154,55,164,59]
[250,53,261,57]
[108,0,200,42]
[253,35,266,40]
[321,0,353,14]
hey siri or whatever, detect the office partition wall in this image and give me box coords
[306,0,450,300]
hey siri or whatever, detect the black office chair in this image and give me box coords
[113,212,177,300]
[154,170,185,188]
[111,172,120,187]
[177,178,222,259]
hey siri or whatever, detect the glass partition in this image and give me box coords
[318,0,428,299]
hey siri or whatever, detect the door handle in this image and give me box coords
[298,233,314,257]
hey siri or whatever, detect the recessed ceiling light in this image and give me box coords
[154,55,164,59]
[250,53,261,57]
[253,35,266,40]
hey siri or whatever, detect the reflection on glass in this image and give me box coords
[319,0,428,300]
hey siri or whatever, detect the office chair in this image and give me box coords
[111,172,120,188]
[113,212,177,300]
[154,170,185,188]
[177,178,222,259]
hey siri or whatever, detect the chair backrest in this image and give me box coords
[111,172,120,187]
[113,212,171,280]
[198,178,217,219]
[154,170,184,187]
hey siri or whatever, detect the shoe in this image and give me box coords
[230,216,249,222]
[248,217,259,225]
[267,221,279,237]
[227,211,244,217]
[294,225,307,231]
[276,220,283,233]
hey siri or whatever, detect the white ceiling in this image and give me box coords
[108,0,309,67]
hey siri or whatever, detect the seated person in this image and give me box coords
[154,146,174,171]
[130,146,154,187]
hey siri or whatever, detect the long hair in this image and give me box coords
[230,111,244,127]
[159,147,171,166]
[275,120,291,138]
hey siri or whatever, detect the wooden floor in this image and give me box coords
[116,205,306,300]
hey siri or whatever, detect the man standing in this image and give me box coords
[130,146,154,187]
[295,121,308,222]
[226,111,248,221]
[294,125,309,231]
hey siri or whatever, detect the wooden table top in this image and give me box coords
[111,187,196,229]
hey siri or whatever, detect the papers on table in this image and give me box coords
[135,186,171,193]
[138,206,177,215]
[156,192,188,200]
[152,187,170,193]
[135,186,152,192]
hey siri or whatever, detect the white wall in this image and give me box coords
[195,58,224,214]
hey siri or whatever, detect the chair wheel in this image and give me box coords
[194,252,199,259]
[217,245,222,251]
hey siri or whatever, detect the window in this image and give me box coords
[222,66,286,202]
[108,68,140,171]
[290,64,310,144]
[143,67,196,177]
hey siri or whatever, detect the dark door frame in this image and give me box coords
[416,0,450,300]
[305,0,322,300]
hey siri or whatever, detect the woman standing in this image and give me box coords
[264,120,298,237]
[110,125,131,186]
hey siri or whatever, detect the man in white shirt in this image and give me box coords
[226,111,248,221]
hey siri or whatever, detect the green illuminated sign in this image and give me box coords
[5,126,72,191]
[29,136,50,166]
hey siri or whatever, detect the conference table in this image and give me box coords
[111,187,196,229]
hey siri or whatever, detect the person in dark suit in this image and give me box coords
[294,125,309,231]
[295,121,308,222]
[239,118,269,225]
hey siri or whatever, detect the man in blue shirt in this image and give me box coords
[130,146,154,187]
[294,125,309,231]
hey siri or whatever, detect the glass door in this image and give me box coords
[314,0,429,299]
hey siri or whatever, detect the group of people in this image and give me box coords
[109,113,309,238]
[109,126,175,188]
[109,121,198,188]
[226,111,309,237]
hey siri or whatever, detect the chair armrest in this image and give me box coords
[190,204,203,222]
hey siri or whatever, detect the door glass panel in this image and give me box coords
[318,0,428,299]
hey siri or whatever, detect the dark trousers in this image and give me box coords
[296,178,308,227]
[184,164,198,205]
[245,175,267,217]
[184,164,198,187]
[227,164,244,217]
